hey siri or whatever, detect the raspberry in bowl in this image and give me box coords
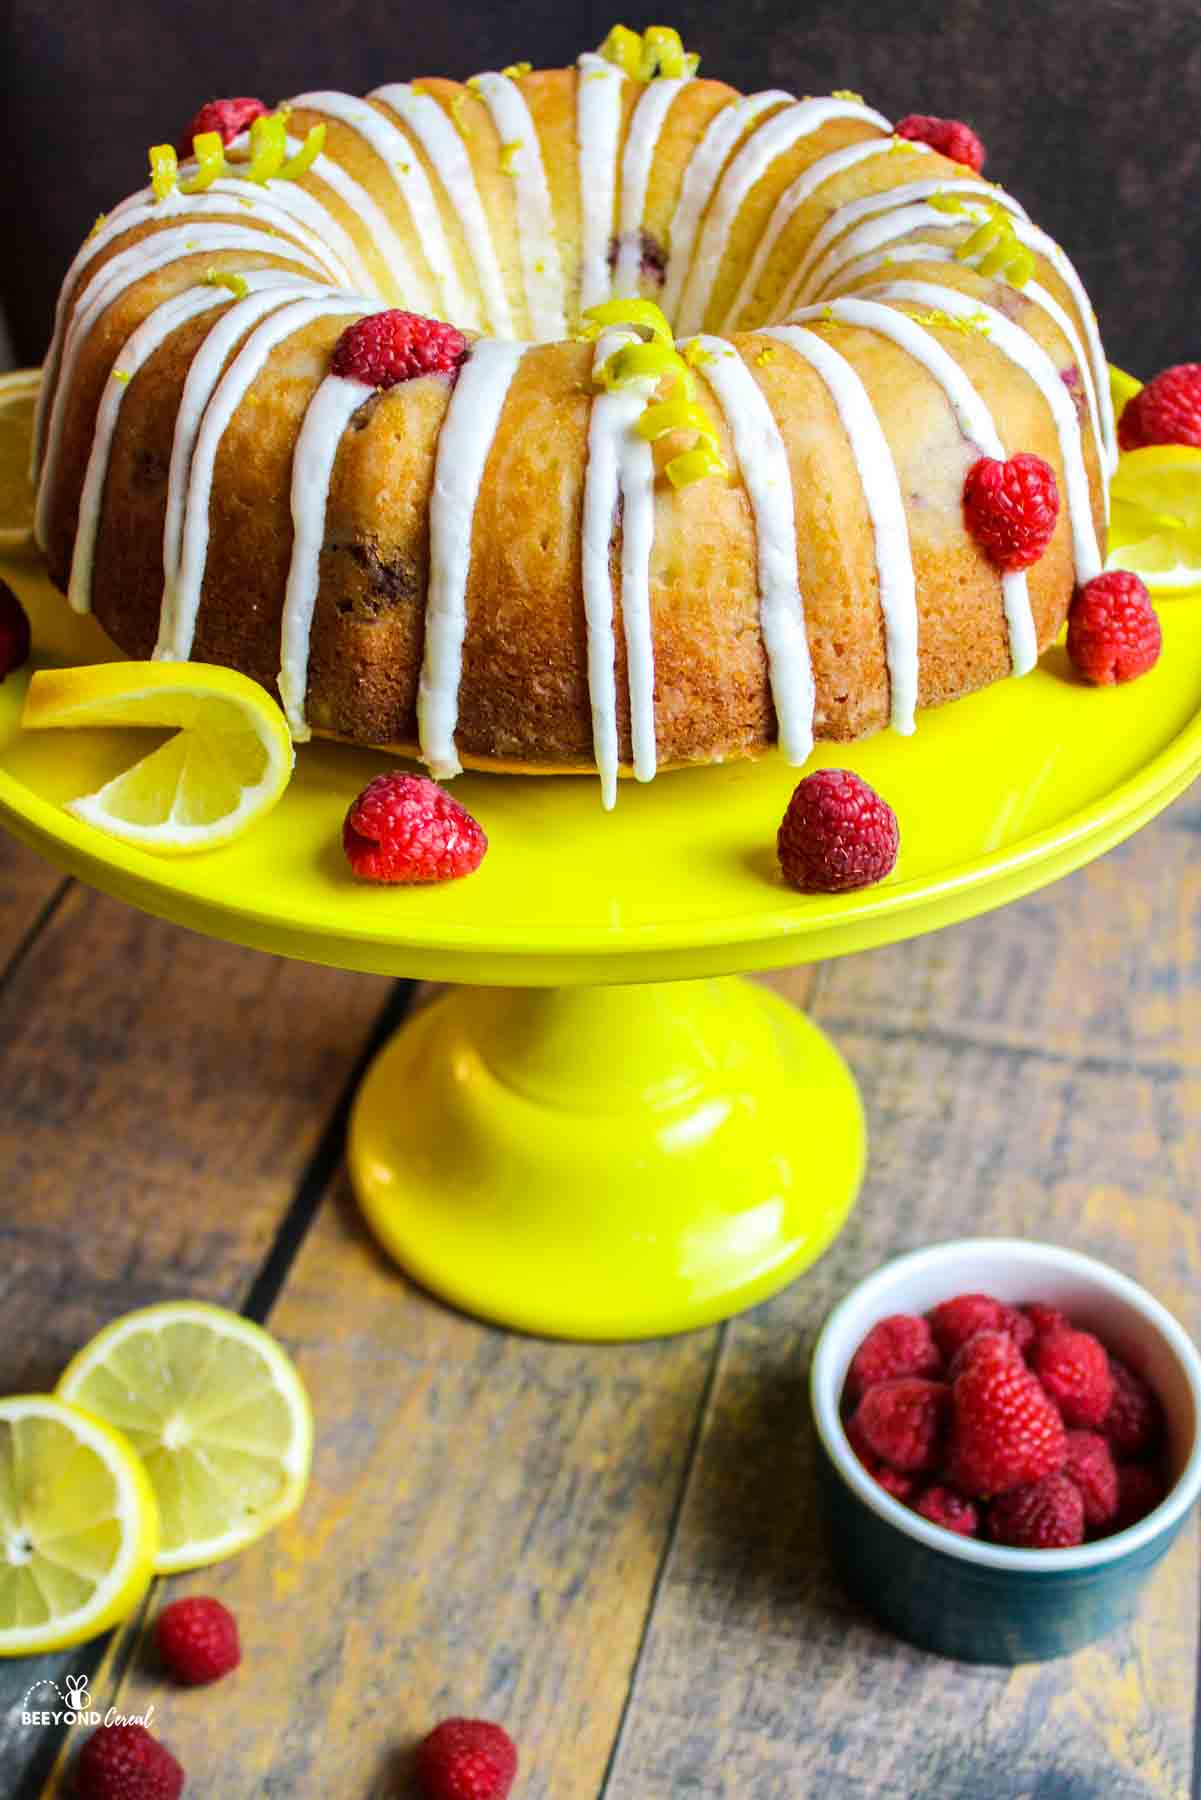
[809,1239,1201,1662]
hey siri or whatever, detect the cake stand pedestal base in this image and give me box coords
[348,976,865,1340]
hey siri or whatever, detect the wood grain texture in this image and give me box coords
[0,874,396,1787]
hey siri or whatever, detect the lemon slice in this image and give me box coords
[1109,363,1142,422]
[0,1395,159,1655]
[22,660,294,853]
[58,1302,313,1574]
[1106,443,1201,592]
[0,368,41,555]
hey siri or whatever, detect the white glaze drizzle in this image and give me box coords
[34,223,329,551]
[857,280,1102,582]
[812,239,1110,515]
[613,77,689,297]
[685,335,815,761]
[417,341,529,775]
[576,53,626,313]
[162,294,380,663]
[278,373,376,736]
[155,275,329,653]
[785,178,1027,313]
[659,89,790,322]
[790,298,1037,673]
[371,82,514,335]
[722,138,931,330]
[468,71,567,338]
[759,322,920,733]
[674,97,892,337]
[290,90,476,326]
[67,286,229,615]
[580,327,659,805]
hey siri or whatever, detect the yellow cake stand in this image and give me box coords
[2,517,1200,1338]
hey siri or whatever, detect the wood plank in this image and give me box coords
[44,1172,720,1799]
[603,789,1201,1799]
[0,882,400,1789]
[0,832,68,973]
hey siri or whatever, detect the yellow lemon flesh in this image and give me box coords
[58,1302,313,1574]
[0,1395,159,1656]
[22,660,294,854]
[0,369,40,555]
[1107,443,1201,594]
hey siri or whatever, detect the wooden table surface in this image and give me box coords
[0,772,1199,1799]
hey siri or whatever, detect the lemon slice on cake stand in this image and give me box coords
[3,373,1201,1338]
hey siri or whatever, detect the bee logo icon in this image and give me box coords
[64,1674,91,1713]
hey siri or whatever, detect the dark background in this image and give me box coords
[3,0,1199,375]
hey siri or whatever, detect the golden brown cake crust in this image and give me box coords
[38,61,1111,779]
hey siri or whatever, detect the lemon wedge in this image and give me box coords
[22,660,294,853]
[58,1302,313,1574]
[1109,363,1142,422]
[1107,443,1201,593]
[0,1395,159,1656]
[0,369,41,555]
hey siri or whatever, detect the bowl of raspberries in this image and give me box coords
[809,1238,1201,1662]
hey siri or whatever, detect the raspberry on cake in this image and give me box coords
[33,30,1115,804]
[962,453,1060,571]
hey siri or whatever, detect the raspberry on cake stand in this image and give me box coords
[3,422,1201,1340]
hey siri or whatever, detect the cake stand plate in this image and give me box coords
[2,545,1199,1338]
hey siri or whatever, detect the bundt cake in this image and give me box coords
[32,27,1115,807]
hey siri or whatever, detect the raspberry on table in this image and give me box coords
[343,772,487,884]
[1064,1429,1119,1529]
[155,1594,241,1685]
[1118,362,1201,451]
[74,1723,184,1800]
[988,1472,1085,1549]
[1102,1356,1164,1461]
[1031,1325,1114,1428]
[895,113,985,172]
[331,310,470,389]
[1113,1462,1167,1532]
[963,453,1060,571]
[914,1484,979,1536]
[948,1340,1067,1497]
[0,580,31,682]
[848,1377,949,1472]
[176,96,268,157]
[777,768,899,894]
[417,1718,518,1800]
[1066,570,1161,685]
[845,1313,942,1402]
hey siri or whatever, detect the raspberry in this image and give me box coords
[850,1437,916,1501]
[848,1377,949,1472]
[1022,1302,1068,1344]
[74,1724,184,1800]
[948,1341,1067,1497]
[1102,1356,1164,1461]
[1118,362,1201,451]
[845,1313,942,1402]
[963,453,1060,570]
[777,768,899,893]
[1064,1429,1119,1528]
[1032,1326,1114,1428]
[928,1293,1024,1360]
[1113,1462,1167,1532]
[417,1719,518,1800]
[343,772,487,884]
[0,580,31,681]
[176,97,268,158]
[1066,570,1161,685]
[914,1484,979,1536]
[331,310,469,389]
[895,113,986,173]
[946,1326,1025,1383]
[988,1472,1085,1549]
[155,1594,241,1685]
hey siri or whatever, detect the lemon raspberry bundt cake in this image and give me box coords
[32,26,1114,806]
